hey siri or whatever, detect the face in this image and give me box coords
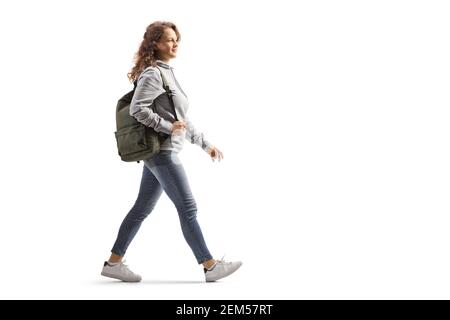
[155,28,179,62]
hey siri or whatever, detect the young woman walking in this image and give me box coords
[101,21,242,282]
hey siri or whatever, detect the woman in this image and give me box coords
[101,21,242,282]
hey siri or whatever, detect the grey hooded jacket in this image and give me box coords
[129,60,212,154]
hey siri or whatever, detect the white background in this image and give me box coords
[0,0,449,299]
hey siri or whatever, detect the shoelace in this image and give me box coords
[216,255,232,265]
[118,260,134,275]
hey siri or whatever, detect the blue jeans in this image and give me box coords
[111,150,213,264]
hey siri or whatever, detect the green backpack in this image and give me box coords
[114,67,178,163]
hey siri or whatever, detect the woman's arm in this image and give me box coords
[129,68,174,135]
[184,116,213,154]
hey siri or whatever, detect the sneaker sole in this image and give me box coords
[101,271,141,282]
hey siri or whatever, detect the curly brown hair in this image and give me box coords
[127,21,181,83]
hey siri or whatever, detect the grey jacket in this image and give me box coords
[129,60,212,154]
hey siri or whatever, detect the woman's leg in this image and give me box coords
[110,164,163,258]
[144,151,213,264]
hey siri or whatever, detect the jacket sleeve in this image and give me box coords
[129,68,174,135]
[185,116,213,153]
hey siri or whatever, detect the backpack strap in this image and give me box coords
[155,66,178,122]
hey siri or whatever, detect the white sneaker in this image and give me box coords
[101,260,142,282]
[205,258,243,282]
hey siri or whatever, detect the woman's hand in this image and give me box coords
[172,120,186,132]
[209,146,224,162]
